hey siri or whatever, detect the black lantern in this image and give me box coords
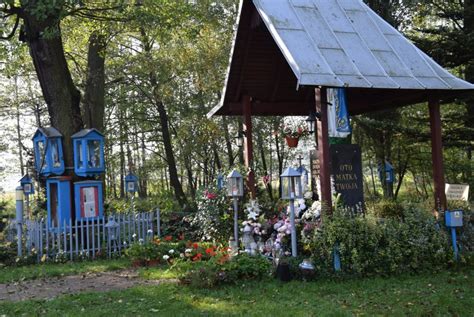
[305,112,316,134]
[235,131,244,147]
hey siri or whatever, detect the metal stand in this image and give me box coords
[289,197,297,257]
[233,197,239,243]
[450,227,458,261]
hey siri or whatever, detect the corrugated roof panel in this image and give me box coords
[278,29,335,76]
[338,0,365,11]
[292,6,341,49]
[390,77,425,90]
[250,0,474,90]
[335,32,387,77]
[364,75,400,89]
[337,75,372,87]
[312,0,355,33]
[387,34,438,78]
[345,10,392,52]
[372,50,412,78]
[320,48,359,75]
[258,0,302,29]
[365,6,398,35]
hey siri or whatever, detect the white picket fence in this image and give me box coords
[16,210,161,262]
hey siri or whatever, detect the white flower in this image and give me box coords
[180,253,185,258]
[168,249,175,254]
[139,238,144,244]
[247,211,258,220]
[132,233,137,239]
[147,229,153,235]
[163,255,170,260]
[185,248,192,254]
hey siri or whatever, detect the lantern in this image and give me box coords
[305,112,316,134]
[280,167,302,257]
[125,173,139,193]
[226,170,243,197]
[32,127,65,176]
[19,175,34,195]
[72,129,105,177]
[235,131,244,147]
[105,216,120,257]
[280,167,303,200]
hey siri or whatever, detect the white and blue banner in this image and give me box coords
[327,88,351,138]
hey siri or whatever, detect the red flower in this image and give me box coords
[206,192,217,199]
[205,248,216,256]
[164,235,172,241]
[192,253,203,262]
[178,233,185,241]
[193,243,199,249]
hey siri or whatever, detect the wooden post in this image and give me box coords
[428,97,447,211]
[242,95,256,199]
[315,88,332,214]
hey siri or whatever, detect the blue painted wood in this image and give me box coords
[125,173,139,193]
[46,177,72,231]
[73,181,104,221]
[71,129,105,177]
[32,128,65,176]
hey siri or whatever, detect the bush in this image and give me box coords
[366,199,404,219]
[176,253,272,288]
[187,187,232,242]
[310,204,452,276]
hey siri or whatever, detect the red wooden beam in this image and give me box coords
[428,97,447,211]
[315,88,332,215]
[242,95,256,199]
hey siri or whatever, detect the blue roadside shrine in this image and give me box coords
[32,127,105,230]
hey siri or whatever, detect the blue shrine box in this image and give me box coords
[19,175,34,195]
[125,173,139,193]
[71,129,105,177]
[378,161,394,183]
[445,210,463,227]
[46,177,72,230]
[74,181,104,221]
[32,127,65,176]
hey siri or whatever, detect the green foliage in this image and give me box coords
[177,253,272,288]
[188,187,232,242]
[310,205,452,276]
[366,199,404,219]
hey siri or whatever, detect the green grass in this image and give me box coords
[0,258,131,283]
[0,267,472,316]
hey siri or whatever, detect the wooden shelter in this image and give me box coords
[207,0,474,212]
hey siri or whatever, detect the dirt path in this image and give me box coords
[0,269,178,302]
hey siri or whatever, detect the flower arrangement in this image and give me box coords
[282,118,310,139]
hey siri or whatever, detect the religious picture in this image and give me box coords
[82,187,97,218]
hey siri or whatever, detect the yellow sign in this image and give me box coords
[445,184,469,201]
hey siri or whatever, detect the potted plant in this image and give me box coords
[282,120,309,148]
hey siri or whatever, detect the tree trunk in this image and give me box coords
[83,32,106,131]
[22,3,83,170]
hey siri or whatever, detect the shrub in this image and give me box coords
[176,253,272,288]
[366,199,404,219]
[310,204,452,276]
[187,187,232,242]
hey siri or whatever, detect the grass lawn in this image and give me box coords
[0,258,131,284]
[0,265,472,316]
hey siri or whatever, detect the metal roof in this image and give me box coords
[33,127,62,139]
[208,0,474,117]
[253,0,474,90]
[71,128,104,139]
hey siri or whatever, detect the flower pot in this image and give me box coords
[285,136,299,148]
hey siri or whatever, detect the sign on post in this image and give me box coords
[445,184,469,201]
[330,144,364,209]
